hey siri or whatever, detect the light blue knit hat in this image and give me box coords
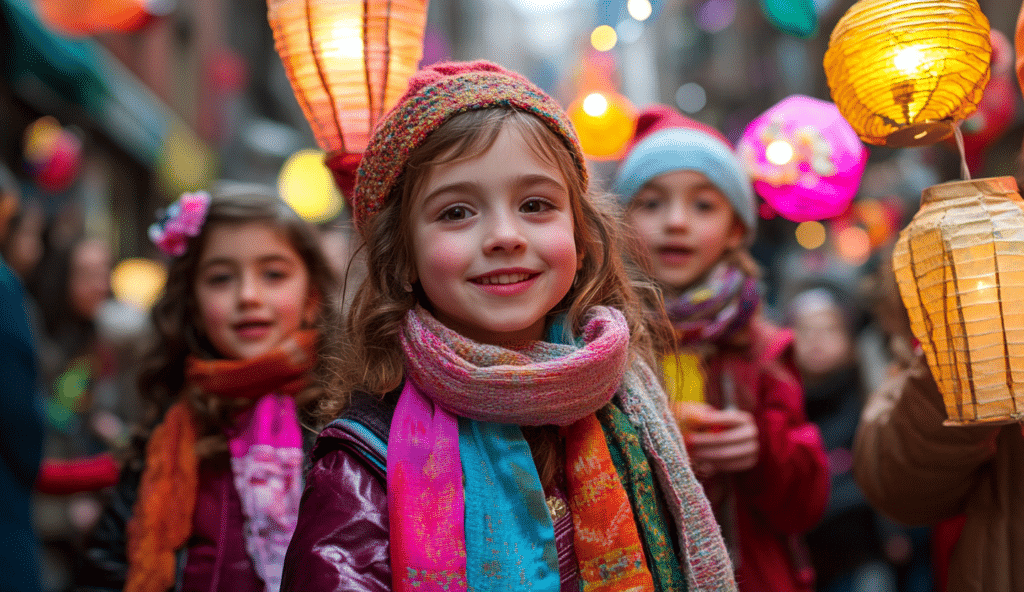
[612,105,756,238]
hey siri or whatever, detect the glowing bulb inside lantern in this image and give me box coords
[328,24,364,59]
[893,46,927,74]
[582,93,609,117]
[627,0,653,21]
[765,140,794,165]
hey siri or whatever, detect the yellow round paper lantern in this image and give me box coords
[823,0,991,147]
[567,91,636,161]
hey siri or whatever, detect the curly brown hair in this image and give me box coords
[320,108,670,424]
[137,184,337,459]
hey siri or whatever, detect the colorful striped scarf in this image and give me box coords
[393,306,736,591]
[666,263,759,347]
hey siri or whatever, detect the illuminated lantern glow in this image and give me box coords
[33,0,169,35]
[111,258,167,312]
[738,95,867,222]
[568,91,636,161]
[893,177,1024,424]
[823,0,992,147]
[278,149,344,224]
[267,0,430,197]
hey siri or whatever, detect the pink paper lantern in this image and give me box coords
[738,94,867,222]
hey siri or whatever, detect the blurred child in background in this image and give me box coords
[612,104,829,592]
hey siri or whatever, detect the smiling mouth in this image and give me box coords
[234,320,271,333]
[472,272,535,285]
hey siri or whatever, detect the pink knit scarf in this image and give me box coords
[400,305,629,425]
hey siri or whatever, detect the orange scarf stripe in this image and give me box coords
[564,413,656,592]
[125,399,198,592]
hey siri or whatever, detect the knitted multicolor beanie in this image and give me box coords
[612,104,757,239]
[351,60,588,233]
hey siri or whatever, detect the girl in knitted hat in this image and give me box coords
[612,104,829,592]
[75,185,337,592]
[282,61,736,591]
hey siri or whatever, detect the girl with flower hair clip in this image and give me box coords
[281,60,735,591]
[75,184,337,592]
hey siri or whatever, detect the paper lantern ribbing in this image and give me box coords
[893,177,1024,425]
[267,0,429,196]
[737,95,867,222]
[823,0,991,147]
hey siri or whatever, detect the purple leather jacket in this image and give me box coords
[281,392,582,592]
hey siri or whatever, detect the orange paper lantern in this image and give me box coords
[267,0,429,196]
[893,177,1024,425]
[823,0,991,147]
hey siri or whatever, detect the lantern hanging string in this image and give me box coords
[953,122,971,181]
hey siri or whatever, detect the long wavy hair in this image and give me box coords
[137,185,337,459]
[320,108,671,425]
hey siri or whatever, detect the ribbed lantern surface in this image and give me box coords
[893,177,1024,424]
[267,0,428,158]
[824,0,991,147]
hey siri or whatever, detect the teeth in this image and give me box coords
[478,273,529,285]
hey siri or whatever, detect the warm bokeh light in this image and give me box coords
[590,25,617,51]
[765,139,794,165]
[835,225,871,265]
[795,221,826,249]
[278,149,344,223]
[111,258,167,311]
[568,90,636,160]
[627,0,652,21]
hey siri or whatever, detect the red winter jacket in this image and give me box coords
[696,317,829,592]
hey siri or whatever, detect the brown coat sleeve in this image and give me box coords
[852,351,1001,525]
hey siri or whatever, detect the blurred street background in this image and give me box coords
[2,0,1023,590]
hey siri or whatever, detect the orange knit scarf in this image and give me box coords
[124,331,317,592]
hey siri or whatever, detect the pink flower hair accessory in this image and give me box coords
[149,191,211,257]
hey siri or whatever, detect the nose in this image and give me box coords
[238,270,261,306]
[482,207,527,254]
[665,199,690,231]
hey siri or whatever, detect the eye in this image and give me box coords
[202,272,233,287]
[263,267,290,282]
[520,198,553,214]
[632,194,662,211]
[439,205,471,221]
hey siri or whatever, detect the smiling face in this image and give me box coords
[194,221,318,360]
[408,124,578,345]
[625,169,745,297]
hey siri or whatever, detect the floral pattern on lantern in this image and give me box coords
[737,95,867,222]
[267,0,429,196]
[823,0,992,147]
[893,176,1024,425]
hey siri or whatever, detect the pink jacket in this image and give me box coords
[698,317,829,592]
